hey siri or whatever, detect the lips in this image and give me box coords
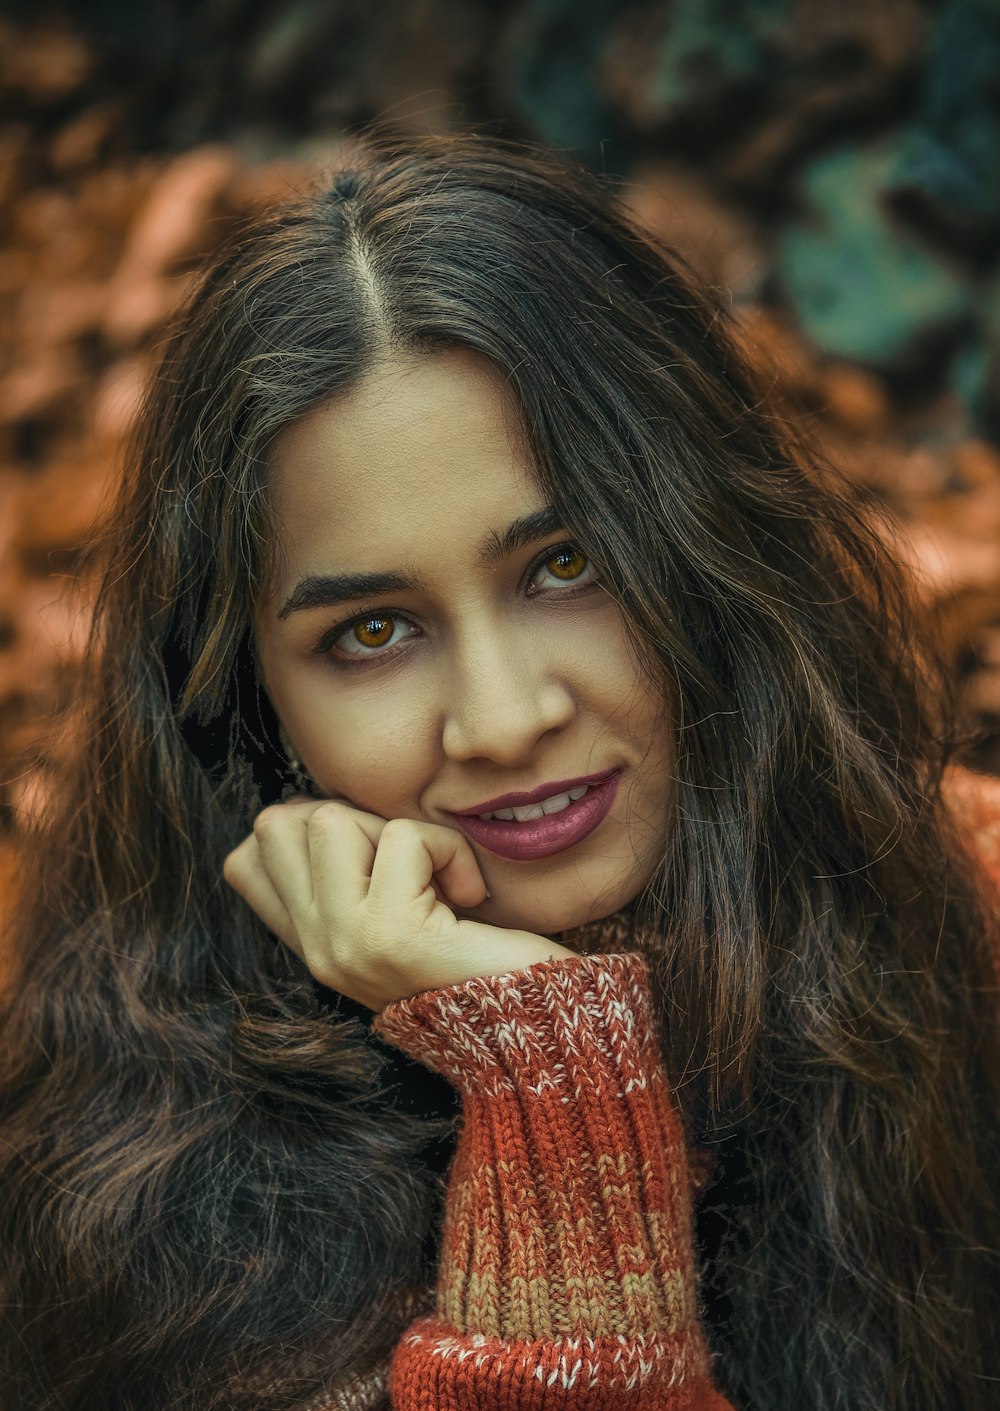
[450,767,619,817]
[446,770,621,861]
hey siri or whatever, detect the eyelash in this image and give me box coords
[313,541,600,668]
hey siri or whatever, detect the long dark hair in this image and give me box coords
[2,128,998,1411]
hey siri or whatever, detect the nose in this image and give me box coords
[440,623,576,766]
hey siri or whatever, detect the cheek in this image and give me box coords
[293,678,437,812]
[589,627,668,740]
[592,630,674,816]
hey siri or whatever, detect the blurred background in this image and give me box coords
[1,0,999,899]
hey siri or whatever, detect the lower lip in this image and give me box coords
[448,771,621,861]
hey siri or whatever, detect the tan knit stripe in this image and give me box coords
[436,1134,694,1339]
[444,1266,500,1333]
[528,1146,621,1332]
[489,1154,558,1333]
[644,1209,698,1323]
[440,1119,559,1335]
[502,1271,562,1338]
[439,1128,504,1331]
[439,1147,652,1278]
[539,1140,679,1316]
[444,1264,694,1343]
[438,1184,586,1337]
[434,1122,479,1295]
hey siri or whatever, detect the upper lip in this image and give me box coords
[448,768,618,816]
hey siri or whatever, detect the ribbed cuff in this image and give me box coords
[372,953,704,1342]
[372,951,730,1406]
[372,950,659,1098]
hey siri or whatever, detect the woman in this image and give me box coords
[1,128,998,1411]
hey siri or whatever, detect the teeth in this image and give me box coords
[476,783,592,822]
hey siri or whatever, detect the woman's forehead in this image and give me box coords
[263,350,546,580]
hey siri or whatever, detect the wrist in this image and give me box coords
[489,930,577,969]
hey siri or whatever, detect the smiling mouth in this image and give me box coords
[473,780,594,821]
[447,771,621,861]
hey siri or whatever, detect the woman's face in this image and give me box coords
[254,347,673,936]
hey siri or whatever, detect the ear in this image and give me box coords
[277,721,299,763]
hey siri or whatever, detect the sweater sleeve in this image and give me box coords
[370,949,735,1410]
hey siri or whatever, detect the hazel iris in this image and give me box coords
[547,547,587,580]
[354,616,394,648]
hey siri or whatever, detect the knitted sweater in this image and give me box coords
[313,766,1000,1411]
[310,900,733,1411]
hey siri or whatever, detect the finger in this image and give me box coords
[369,818,488,914]
[222,838,301,955]
[253,805,315,912]
[308,802,386,920]
[421,824,490,907]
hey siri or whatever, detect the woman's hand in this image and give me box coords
[222,796,575,1012]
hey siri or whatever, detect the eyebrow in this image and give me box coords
[277,504,565,621]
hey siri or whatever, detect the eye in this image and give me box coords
[316,541,598,667]
[529,542,598,591]
[324,611,419,661]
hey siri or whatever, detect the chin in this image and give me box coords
[463,886,630,939]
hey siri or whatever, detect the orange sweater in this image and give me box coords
[363,933,734,1410]
[316,766,1000,1410]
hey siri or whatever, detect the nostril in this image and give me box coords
[0,618,16,651]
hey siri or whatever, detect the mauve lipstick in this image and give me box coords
[445,769,620,861]
[449,768,618,816]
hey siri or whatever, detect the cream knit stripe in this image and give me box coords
[386,1318,728,1409]
[371,952,642,1096]
[372,953,661,1095]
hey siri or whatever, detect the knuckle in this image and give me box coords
[303,955,340,990]
[379,816,414,843]
[252,805,285,837]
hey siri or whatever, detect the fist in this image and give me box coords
[222,796,575,1012]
